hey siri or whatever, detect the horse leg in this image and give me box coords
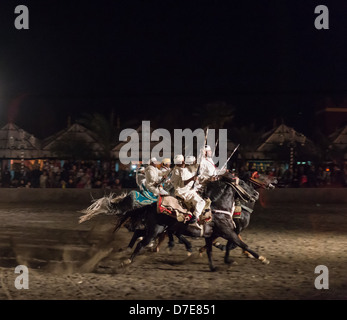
[167,231,175,250]
[214,240,226,251]
[224,240,237,265]
[124,225,164,266]
[205,237,216,272]
[153,231,168,252]
[175,234,192,254]
[127,229,145,250]
[238,234,253,258]
[227,231,269,264]
[155,230,174,252]
[199,237,224,256]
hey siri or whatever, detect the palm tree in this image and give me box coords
[50,136,95,160]
[193,101,235,129]
[77,112,118,160]
[229,124,266,161]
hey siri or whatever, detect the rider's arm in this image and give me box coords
[182,175,198,186]
[145,168,159,195]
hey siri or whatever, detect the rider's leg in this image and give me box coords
[191,194,205,222]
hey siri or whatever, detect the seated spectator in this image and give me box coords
[40,170,48,188]
[93,179,102,188]
[112,178,122,190]
[18,179,26,188]
[84,178,92,189]
[66,176,76,188]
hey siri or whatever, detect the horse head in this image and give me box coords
[248,173,277,190]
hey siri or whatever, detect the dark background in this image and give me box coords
[0,0,346,139]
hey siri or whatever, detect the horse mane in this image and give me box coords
[203,180,229,203]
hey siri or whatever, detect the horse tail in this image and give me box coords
[78,193,115,223]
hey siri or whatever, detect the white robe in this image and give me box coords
[199,157,218,179]
[174,167,205,219]
[144,165,163,195]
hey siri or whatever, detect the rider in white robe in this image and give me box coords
[160,158,173,194]
[185,155,198,175]
[173,155,205,229]
[136,166,146,191]
[193,145,227,192]
[144,157,168,196]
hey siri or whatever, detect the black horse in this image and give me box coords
[112,176,269,271]
[199,174,276,255]
[79,191,193,253]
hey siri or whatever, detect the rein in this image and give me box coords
[223,181,249,202]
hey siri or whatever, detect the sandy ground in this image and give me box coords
[0,200,346,302]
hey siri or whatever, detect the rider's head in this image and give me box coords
[174,154,185,167]
[185,155,196,165]
[204,145,212,158]
[161,158,171,168]
[150,157,159,167]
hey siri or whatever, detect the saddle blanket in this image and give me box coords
[130,187,158,207]
[157,196,213,224]
[157,195,191,222]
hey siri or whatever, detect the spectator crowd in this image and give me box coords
[0,160,137,190]
[0,159,346,189]
[238,162,347,188]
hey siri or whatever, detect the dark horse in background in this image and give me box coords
[111,173,270,272]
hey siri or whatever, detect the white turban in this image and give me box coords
[150,157,158,164]
[185,155,196,165]
[174,154,184,164]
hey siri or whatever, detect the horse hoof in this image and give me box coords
[187,251,192,257]
[210,267,217,272]
[259,256,270,265]
[225,259,237,265]
[121,259,132,267]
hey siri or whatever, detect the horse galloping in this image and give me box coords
[112,177,269,272]
[78,190,193,253]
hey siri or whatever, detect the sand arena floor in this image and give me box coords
[0,201,346,301]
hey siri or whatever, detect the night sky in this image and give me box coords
[0,0,346,139]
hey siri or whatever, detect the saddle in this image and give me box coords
[157,195,212,224]
[220,175,259,203]
[157,195,191,222]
